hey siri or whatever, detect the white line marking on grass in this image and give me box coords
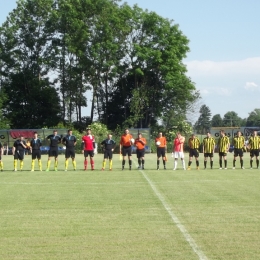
[136,165,208,260]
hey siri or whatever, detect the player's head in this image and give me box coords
[19,135,24,140]
[108,133,112,139]
[253,130,257,136]
[177,132,181,138]
[53,130,57,135]
[158,132,162,137]
[124,128,129,134]
[237,131,241,137]
[206,132,211,137]
[138,133,142,138]
[191,133,196,139]
[68,129,72,135]
[220,130,225,136]
[86,128,91,134]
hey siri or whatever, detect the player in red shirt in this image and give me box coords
[82,128,95,170]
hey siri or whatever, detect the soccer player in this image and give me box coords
[12,135,27,171]
[119,128,134,170]
[62,129,77,171]
[155,132,167,170]
[232,131,246,169]
[172,132,186,170]
[30,131,42,171]
[101,134,116,171]
[187,134,200,170]
[135,133,147,169]
[46,130,61,171]
[82,128,95,170]
[217,130,230,169]
[247,130,260,169]
[0,141,3,171]
[202,132,215,169]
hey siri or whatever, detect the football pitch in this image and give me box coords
[0,153,260,259]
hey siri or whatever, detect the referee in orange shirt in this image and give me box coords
[134,133,147,170]
[119,129,134,170]
[155,132,167,170]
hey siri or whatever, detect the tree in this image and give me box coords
[222,111,242,127]
[0,0,62,128]
[194,105,211,134]
[246,109,260,126]
[211,114,223,127]
[105,6,199,129]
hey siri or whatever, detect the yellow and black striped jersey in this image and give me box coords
[188,137,200,149]
[218,136,230,153]
[248,136,260,150]
[203,137,215,153]
[233,136,245,149]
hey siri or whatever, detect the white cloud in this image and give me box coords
[199,87,231,97]
[185,57,260,77]
[244,82,259,91]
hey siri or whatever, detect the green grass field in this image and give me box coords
[0,152,260,259]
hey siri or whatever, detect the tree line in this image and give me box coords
[194,105,260,134]
[0,0,199,133]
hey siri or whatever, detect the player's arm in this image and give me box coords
[12,143,16,155]
[21,141,27,149]
[119,137,123,154]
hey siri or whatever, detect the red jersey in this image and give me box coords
[82,135,95,150]
[174,136,185,152]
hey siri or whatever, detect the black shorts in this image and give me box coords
[32,150,41,160]
[122,146,132,156]
[234,148,243,157]
[204,153,214,158]
[0,155,2,160]
[14,150,24,160]
[84,150,94,157]
[250,149,259,157]
[104,150,113,159]
[48,148,58,158]
[65,148,75,158]
[157,147,166,158]
[136,148,145,158]
[219,152,227,157]
[189,148,199,158]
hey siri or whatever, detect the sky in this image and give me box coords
[1,0,260,121]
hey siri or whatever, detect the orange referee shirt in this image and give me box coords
[135,137,146,150]
[120,134,133,146]
[155,137,167,148]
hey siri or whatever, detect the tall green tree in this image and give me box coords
[105,6,199,129]
[246,109,260,126]
[0,0,62,128]
[223,111,242,127]
[211,114,223,127]
[194,105,211,134]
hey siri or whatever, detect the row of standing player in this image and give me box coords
[155,129,260,170]
[119,129,260,170]
[1,129,259,171]
[0,128,145,171]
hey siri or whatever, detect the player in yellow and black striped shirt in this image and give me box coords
[217,130,230,169]
[187,134,200,170]
[232,131,245,169]
[247,131,260,169]
[203,132,215,169]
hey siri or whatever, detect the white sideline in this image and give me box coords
[137,165,208,260]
